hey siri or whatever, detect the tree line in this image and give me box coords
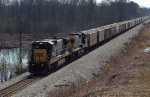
[0,0,149,35]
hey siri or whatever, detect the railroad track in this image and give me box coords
[0,74,41,97]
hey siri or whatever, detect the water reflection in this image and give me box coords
[0,48,29,83]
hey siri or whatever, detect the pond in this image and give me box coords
[0,48,30,83]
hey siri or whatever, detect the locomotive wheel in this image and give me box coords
[65,55,72,63]
[65,57,68,61]
[54,62,58,68]
[50,64,54,71]
[74,52,78,58]
[68,55,72,61]
[50,62,58,71]
[84,48,88,54]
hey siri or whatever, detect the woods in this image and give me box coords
[0,0,149,35]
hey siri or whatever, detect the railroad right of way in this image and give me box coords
[9,20,150,97]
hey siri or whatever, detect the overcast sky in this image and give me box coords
[96,0,150,8]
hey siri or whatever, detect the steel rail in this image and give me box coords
[0,74,39,97]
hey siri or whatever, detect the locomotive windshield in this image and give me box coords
[33,44,47,49]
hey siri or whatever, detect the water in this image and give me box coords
[0,48,30,83]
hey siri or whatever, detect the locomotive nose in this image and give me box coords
[29,62,48,74]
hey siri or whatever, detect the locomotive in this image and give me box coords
[28,16,150,74]
[28,33,87,74]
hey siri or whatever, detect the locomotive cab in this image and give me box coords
[28,42,53,74]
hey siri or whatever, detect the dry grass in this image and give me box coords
[14,63,27,76]
[0,62,15,82]
[0,63,27,83]
[46,82,78,97]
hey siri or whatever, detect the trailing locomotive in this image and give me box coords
[28,16,150,74]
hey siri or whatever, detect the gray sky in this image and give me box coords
[96,0,150,8]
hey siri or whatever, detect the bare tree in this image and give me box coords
[0,0,148,35]
[11,0,29,63]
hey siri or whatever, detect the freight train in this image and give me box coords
[28,16,150,74]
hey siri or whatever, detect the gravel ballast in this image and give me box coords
[8,20,150,97]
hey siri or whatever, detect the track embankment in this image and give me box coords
[76,22,150,97]
[10,20,150,97]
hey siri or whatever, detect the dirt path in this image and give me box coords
[74,24,150,97]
